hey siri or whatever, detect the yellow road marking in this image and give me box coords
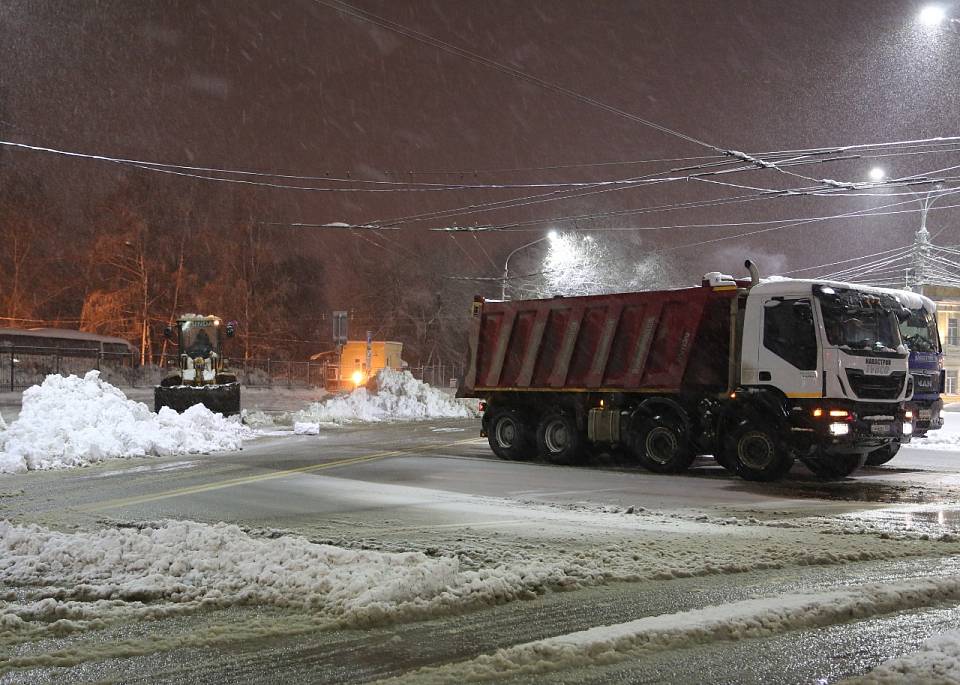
[78,438,482,513]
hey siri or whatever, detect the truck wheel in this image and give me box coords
[633,418,695,473]
[866,443,900,466]
[729,425,793,482]
[536,413,584,466]
[801,450,866,479]
[486,408,533,461]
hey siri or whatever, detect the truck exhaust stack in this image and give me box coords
[744,259,760,288]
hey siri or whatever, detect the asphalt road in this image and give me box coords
[4,419,960,684]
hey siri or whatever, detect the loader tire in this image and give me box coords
[536,412,584,466]
[486,407,534,461]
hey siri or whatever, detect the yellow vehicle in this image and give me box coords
[154,314,240,415]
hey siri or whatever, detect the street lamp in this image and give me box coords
[868,166,886,182]
[919,4,947,25]
[501,232,560,300]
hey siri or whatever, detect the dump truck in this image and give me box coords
[866,288,944,465]
[458,261,914,481]
[154,314,240,416]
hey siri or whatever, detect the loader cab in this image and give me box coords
[164,316,235,360]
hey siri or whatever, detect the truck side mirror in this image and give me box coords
[225,322,236,338]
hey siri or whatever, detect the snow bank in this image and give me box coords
[0,371,251,474]
[855,630,960,684]
[292,368,477,424]
[909,411,960,451]
[389,577,960,683]
[0,519,586,637]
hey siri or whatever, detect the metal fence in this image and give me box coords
[1,346,464,391]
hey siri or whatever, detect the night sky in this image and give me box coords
[2,0,958,286]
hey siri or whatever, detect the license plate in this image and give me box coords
[870,423,892,435]
[864,366,889,376]
[919,409,932,419]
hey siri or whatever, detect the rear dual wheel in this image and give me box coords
[536,412,585,466]
[486,407,533,461]
[631,417,695,474]
[728,423,794,482]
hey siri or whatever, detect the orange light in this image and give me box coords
[828,409,849,418]
[351,370,364,386]
[812,408,824,418]
[905,410,914,419]
[729,392,737,399]
[600,399,605,408]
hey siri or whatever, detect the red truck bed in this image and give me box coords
[462,286,737,394]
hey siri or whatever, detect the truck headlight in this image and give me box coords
[829,423,850,436]
[903,422,913,436]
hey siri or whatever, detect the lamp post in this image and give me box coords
[501,230,558,300]
[910,185,949,293]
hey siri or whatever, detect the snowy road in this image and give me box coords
[4,419,960,683]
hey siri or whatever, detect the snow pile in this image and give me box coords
[0,411,6,432]
[0,519,585,637]
[855,631,960,683]
[292,368,477,424]
[389,577,960,683]
[293,422,321,435]
[0,371,251,474]
[909,412,960,451]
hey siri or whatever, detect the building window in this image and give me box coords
[947,370,958,395]
[949,319,960,346]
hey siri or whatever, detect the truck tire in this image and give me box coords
[633,417,695,473]
[536,413,584,466]
[866,443,900,466]
[486,407,533,461]
[802,450,866,479]
[729,424,793,482]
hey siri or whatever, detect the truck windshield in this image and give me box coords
[899,308,940,353]
[818,297,901,352]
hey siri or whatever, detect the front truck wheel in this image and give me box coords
[486,407,533,461]
[632,417,695,473]
[536,412,585,466]
[866,442,900,466]
[802,449,866,479]
[729,424,794,482]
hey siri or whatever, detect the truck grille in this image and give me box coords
[912,372,936,392]
[845,370,906,400]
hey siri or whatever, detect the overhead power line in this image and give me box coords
[313,0,721,153]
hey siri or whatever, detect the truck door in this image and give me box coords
[758,298,821,398]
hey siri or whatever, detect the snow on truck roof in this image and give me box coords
[758,277,936,312]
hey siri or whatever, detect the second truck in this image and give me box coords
[459,261,914,481]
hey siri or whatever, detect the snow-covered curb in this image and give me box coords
[852,630,960,683]
[386,577,960,683]
[0,372,252,474]
[0,519,588,640]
